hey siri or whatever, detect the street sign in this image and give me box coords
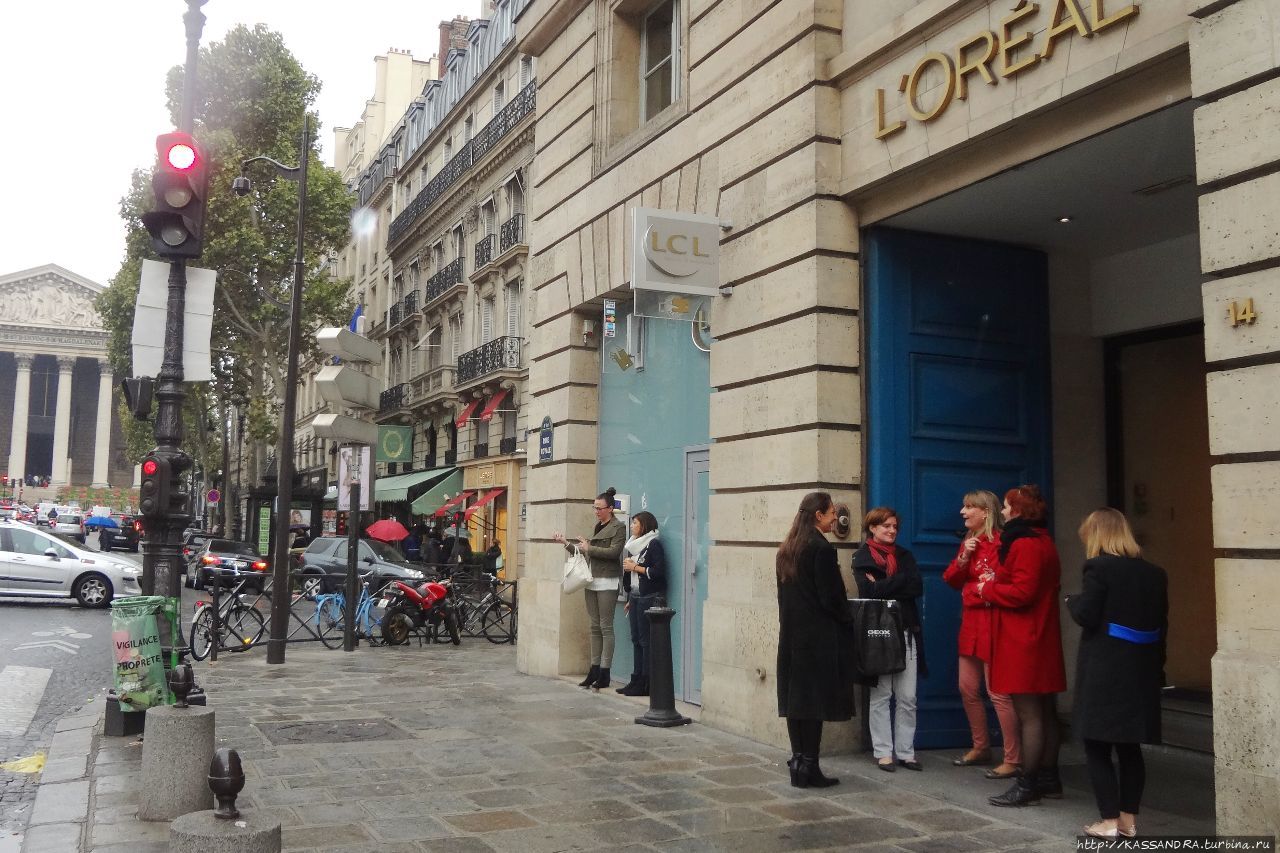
[539,416,553,463]
[313,414,378,446]
[314,325,380,445]
[206,488,220,505]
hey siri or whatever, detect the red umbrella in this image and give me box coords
[365,519,410,542]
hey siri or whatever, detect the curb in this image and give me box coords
[20,699,104,853]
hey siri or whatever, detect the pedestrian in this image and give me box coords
[1068,508,1167,840]
[402,524,422,561]
[616,510,667,697]
[942,490,1020,778]
[100,523,116,552]
[552,487,625,691]
[776,491,852,789]
[853,507,926,773]
[422,531,445,570]
[977,484,1067,807]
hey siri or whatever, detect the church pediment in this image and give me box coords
[0,264,105,331]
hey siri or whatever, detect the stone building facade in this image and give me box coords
[513,0,1280,831]
[0,265,131,491]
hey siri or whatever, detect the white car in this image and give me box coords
[0,521,141,608]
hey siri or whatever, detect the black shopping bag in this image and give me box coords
[846,598,907,679]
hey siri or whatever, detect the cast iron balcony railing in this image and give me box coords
[499,214,525,253]
[499,436,518,455]
[425,257,465,305]
[456,335,522,385]
[444,448,457,465]
[403,289,419,315]
[474,443,489,459]
[424,452,436,469]
[387,81,536,247]
[475,233,496,269]
[379,383,410,413]
[389,303,402,326]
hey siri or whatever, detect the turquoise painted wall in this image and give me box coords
[595,303,711,688]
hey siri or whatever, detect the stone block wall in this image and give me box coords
[1190,0,1280,834]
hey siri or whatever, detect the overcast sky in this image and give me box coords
[0,0,472,287]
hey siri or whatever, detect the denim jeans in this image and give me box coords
[627,593,662,677]
[869,632,918,761]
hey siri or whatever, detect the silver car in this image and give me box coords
[0,521,141,607]
[52,512,85,542]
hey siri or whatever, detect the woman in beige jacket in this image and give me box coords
[553,486,625,690]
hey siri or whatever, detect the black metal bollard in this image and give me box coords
[209,747,245,819]
[635,606,691,728]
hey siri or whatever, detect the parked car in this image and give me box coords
[191,539,269,593]
[296,537,425,598]
[109,513,142,552]
[0,520,142,607]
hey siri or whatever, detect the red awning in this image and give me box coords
[433,490,475,518]
[463,487,506,520]
[454,398,481,428]
[477,388,509,422]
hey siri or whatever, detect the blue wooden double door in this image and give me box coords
[865,228,1052,749]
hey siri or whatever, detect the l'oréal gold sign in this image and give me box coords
[874,0,1139,140]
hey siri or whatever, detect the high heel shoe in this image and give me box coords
[798,756,839,788]
[578,665,600,688]
[787,754,802,787]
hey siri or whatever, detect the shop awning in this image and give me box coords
[478,388,509,422]
[433,490,475,518]
[408,468,464,515]
[373,466,455,503]
[455,398,481,428]
[463,487,507,519]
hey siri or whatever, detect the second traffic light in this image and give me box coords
[138,454,171,518]
[141,131,209,259]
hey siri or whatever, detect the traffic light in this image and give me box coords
[141,131,209,259]
[138,454,171,518]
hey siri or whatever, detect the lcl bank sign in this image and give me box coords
[631,208,721,297]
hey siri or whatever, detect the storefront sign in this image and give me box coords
[631,208,721,297]
[538,416,554,463]
[603,299,617,338]
[874,0,1139,140]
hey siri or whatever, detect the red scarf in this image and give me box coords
[867,540,898,577]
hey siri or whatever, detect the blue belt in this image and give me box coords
[1107,622,1161,644]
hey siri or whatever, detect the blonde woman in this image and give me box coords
[942,490,1020,778]
[1067,509,1168,840]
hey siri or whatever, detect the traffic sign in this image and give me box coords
[207,488,220,504]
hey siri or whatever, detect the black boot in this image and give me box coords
[578,665,600,688]
[787,754,804,788]
[621,676,649,697]
[591,667,611,690]
[615,675,639,694]
[1037,767,1063,799]
[988,774,1040,807]
[798,756,839,788]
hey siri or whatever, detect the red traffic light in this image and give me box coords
[165,142,197,171]
[142,459,159,476]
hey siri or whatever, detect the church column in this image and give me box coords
[50,356,76,486]
[7,354,34,483]
[92,359,114,487]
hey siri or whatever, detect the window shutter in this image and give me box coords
[520,57,532,88]
[506,284,521,338]
[482,298,494,343]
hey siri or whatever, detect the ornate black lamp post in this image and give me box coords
[231,116,311,665]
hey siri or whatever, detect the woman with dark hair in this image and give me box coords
[616,510,667,697]
[976,484,1067,807]
[776,491,851,789]
[1068,508,1167,839]
[943,490,1020,778]
[553,487,626,691]
[853,507,926,772]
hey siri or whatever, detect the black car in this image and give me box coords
[297,537,425,597]
[182,530,210,571]
[192,539,269,592]
[109,513,142,552]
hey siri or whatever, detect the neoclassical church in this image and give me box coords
[0,265,131,489]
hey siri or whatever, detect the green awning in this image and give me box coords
[409,469,465,515]
[374,467,456,503]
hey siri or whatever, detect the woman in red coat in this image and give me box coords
[942,490,1020,779]
[975,484,1066,807]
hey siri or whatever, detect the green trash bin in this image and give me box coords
[110,595,176,712]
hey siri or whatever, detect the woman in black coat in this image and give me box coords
[777,491,852,789]
[1066,508,1168,840]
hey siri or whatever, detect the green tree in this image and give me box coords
[96,24,353,492]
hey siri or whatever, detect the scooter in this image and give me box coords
[377,575,461,646]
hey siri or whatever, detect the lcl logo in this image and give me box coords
[643,225,715,279]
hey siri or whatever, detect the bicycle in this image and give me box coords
[312,577,381,649]
[453,572,517,644]
[188,573,268,661]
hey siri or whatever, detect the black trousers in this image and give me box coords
[785,718,824,757]
[1084,738,1145,817]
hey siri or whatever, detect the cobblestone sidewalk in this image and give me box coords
[21,641,1214,852]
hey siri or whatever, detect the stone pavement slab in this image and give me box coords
[20,639,1217,852]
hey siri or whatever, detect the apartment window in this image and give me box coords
[450,312,464,362]
[493,81,505,113]
[505,280,522,338]
[520,56,533,88]
[481,200,496,236]
[642,0,679,121]
[464,116,473,143]
[444,138,453,162]
[452,224,464,261]
[481,296,495,344]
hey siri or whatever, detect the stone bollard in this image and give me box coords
[139,665,216,821]
[169,748,281,853]
[635,606,692,728]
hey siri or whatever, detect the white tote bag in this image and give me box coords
[561,546,592,595]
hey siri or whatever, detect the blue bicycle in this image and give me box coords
[312,579,380,649]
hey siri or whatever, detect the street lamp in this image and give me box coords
[233,115,311,665]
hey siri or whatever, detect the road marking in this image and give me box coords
[0,665,52,737]
[31,627,92,639]
[13,640,79,654]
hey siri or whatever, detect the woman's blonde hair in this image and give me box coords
[1078,507,1141,559]
[963,490,1002,540]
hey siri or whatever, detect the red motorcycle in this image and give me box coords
[378,576,461,646]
